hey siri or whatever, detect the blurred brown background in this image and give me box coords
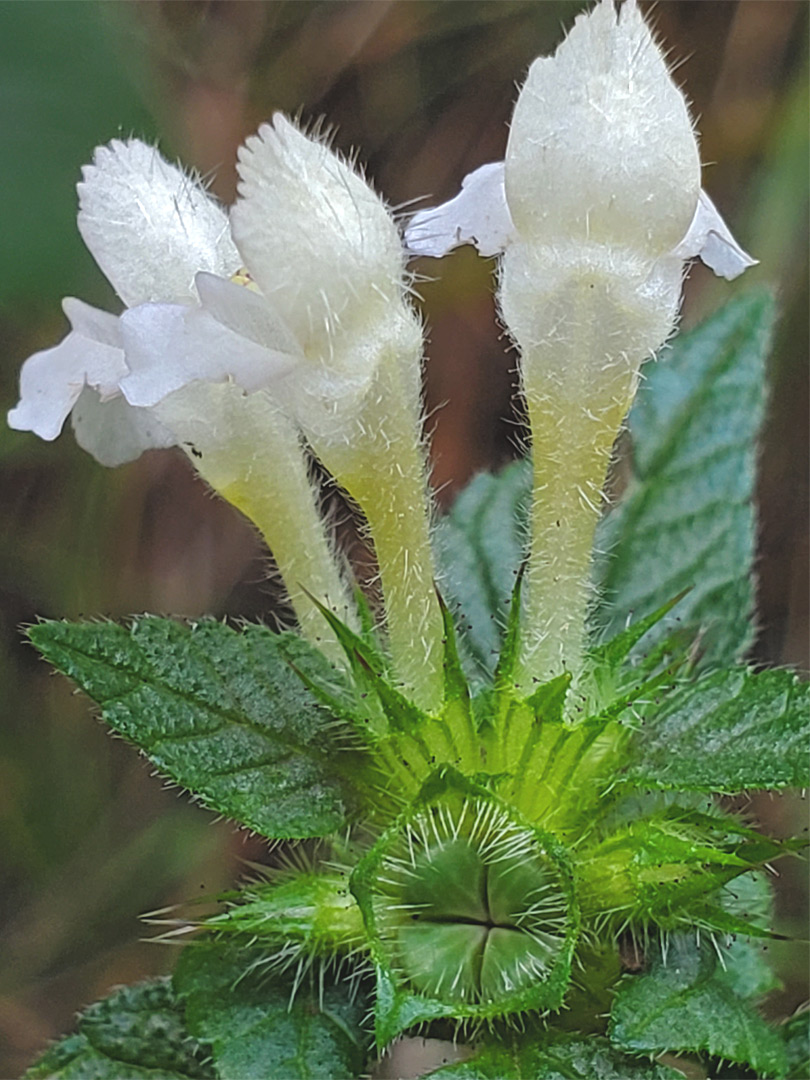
[0,2,806,1075]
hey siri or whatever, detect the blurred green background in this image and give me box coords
[0,2,806,1075]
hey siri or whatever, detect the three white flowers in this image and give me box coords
[8,0,755,696]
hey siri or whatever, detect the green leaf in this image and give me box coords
[425,1034,680,1079]
[588,592,690,674]
[275,630,387,740]
[174,940,371,1080]
[783,1010,810,1080]
[433,461,529,682]
[372,967,458,1048]
[627,666,810,791]
[24,979,213,1079]
[594,290,775,668]
[609,934,788,1078]
[28,618,357,839]
[716,871,782,1001]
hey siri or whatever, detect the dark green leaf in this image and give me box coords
[609,934,788,1078]
[594,290,775,668]
[425,1034,680,1079]
[627,666,810,791]
[174,940,370,1080]
[716,871,781,1001]
[433,461,529,682]
[24,979,213,1079]
[29,618,357,838]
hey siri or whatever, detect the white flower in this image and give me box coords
[8,117,444,705]
[116,115,414,449]
[7,127,368,650]
[407,0,757,686]
[8,115,412,461]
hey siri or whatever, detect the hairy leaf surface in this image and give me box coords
[627,666,810,791]
[425,1034,680,1079]
[715,871,782,1001]
[29,618,356,838]
[24,979,213,1079]
[595,290,774,666]
[609,934,787,1078]
[174,940,370,1080]
[783,1011,810,1080]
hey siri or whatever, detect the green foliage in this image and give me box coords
[627,666,810,791]
[24,979,213,1079]
[594,290,775,667]
[782,1011,810,1080]
[433,460,529,681]
[609,934,788,1078]
[28,618,357,838]
[715,871,782,1001]
[424,1033,681,1079]
[174,940,371,1080]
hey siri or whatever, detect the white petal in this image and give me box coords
[505,0,700,253]
[404,162,515,258]
[230,114,404,347]
[62,297,121,349]
[78,139,240,307]
[7,300,127,441]
[71,387,177,467]
[195,272,301,356]
[118,301,301,408]
[673,190,758,281]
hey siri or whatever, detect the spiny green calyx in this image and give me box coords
[353,777,578,1018]
[205,869,365,961]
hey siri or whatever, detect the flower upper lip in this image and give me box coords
[403,0,756,282]
[76,137,241,309]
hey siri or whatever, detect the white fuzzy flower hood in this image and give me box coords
[405,0,755,282]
